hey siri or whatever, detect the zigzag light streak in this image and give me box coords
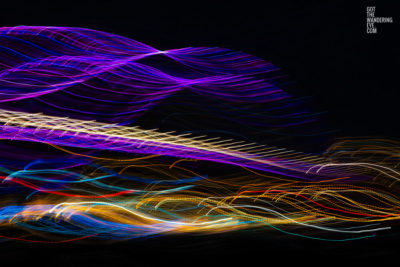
[0,108,326,179]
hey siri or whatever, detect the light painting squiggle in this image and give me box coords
[0,26,399,242]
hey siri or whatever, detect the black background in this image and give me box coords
[0,0,399,265]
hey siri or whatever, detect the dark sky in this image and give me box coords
[0,0,399,265]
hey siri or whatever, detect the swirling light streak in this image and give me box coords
[0,26,398,242]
